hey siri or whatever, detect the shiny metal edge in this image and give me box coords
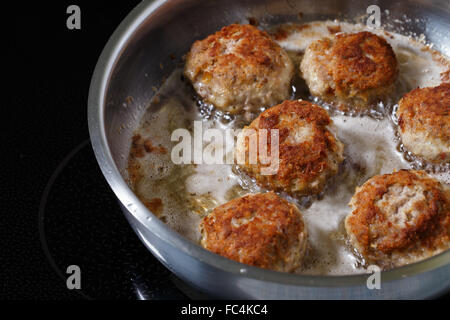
[87,0,450,289]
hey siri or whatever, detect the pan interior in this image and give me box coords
[99,0,450,281]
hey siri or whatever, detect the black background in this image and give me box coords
[3,1,193,299]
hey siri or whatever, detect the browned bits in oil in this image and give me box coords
[441,69,450,83]
[130,134,145,158]
[145,198,164,215]
[345,170,450,269]
[143,140,153,153]
[125,96,134,104]
[270,24,310,41]
[143,139,168,154]
[327,25,341,34]
[331,32,398,94]
[301,31,398,112]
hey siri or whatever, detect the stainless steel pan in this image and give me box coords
[88,0,450,299]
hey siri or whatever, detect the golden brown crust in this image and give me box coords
[345,170,450,268]
[184,24,294,113]
[237,100,344,196]
[397,83,450,162]
[301,32,398,111]
[331,32,398,96]
[130,134,146,158]
[200,192,307,271]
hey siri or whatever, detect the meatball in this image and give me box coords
[184,24,294,114]
[200,192,308,272]
[235,100,344,196]
[345,170,450,269]
[300,31,398,112]
[397,83,450,163]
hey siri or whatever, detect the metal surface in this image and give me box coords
[88,0,450,299]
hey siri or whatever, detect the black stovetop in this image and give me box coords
[2,1,197,300]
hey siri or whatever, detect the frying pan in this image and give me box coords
[88,0,450,299]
